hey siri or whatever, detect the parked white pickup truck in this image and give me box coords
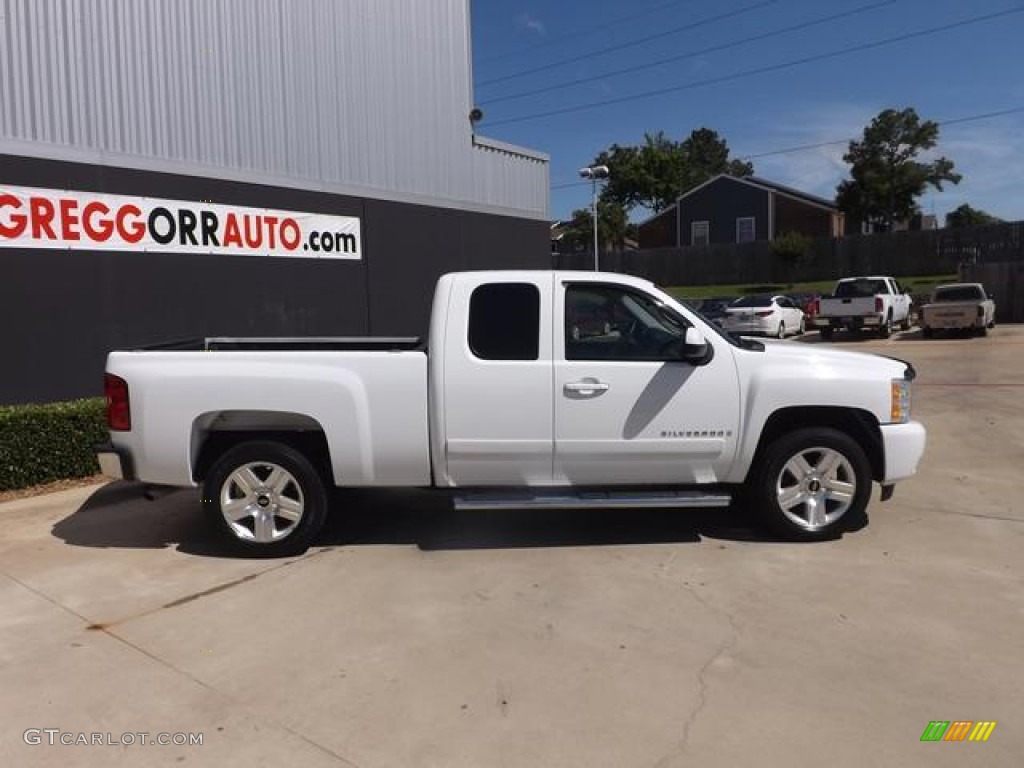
[815,276,913,339]
[920,283,996,338]
[97,271,926,555]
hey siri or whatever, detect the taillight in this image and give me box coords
[977,305,985,318]
[104,373,131,431]
[874,297,884,313]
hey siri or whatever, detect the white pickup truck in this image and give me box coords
[920,283,996,338]
[97,271,926,555]
[815,276,913,339]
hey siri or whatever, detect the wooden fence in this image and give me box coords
[554,221,1024,290]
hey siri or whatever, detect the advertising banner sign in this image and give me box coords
[0,184,361,259]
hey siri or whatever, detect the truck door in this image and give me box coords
[554,281,740,485]
[441,275,554,486]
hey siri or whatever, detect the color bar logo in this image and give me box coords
[920,721,997,742]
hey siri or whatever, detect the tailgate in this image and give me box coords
[819,297,874,317]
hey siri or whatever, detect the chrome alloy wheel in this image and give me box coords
[775,447,856,531]
[219,462,305,543]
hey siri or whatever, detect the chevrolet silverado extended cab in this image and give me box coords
[815,276,913,339]
[98,271,926,555]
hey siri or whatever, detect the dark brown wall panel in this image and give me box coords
[1,155,548,404]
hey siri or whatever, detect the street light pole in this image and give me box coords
[578,165,609,271]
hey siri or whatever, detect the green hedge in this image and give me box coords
[0,398,107,491]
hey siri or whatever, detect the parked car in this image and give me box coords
[815,276,913,339]
[97,270,925,554]
[697,296,737,326]
[788,293,821,321]
[920,283,996,338]
[721,294,806,338]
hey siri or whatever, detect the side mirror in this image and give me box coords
[681,327,711,364]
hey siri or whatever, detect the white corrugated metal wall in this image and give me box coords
[0,0,548,218]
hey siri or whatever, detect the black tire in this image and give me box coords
[878,313,892,339]
[746,427,872,541]
[776,322,785,339]
[900,315,912,332]
[202,440,328,557]
[797,317,806,335]
[922,327,933,339]
[820,326,834,341]
[975,325,988,337]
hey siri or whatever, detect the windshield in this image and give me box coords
[731,294,773,308]
[835,279,887,298]
[934,285,985,302]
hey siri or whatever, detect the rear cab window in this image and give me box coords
[468,283,540,360]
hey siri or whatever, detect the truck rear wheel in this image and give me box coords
[878,313,892,339]
[819,327,834,341]
[202,440,328,557]
[748,427,871,541]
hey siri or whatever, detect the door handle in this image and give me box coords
[564,380,610,394]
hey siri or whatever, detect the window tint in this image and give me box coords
[732,294,773,308]
[468,283,540,361]
[934,285,985,302]
[565,284,689,361]
[835,279,887,298]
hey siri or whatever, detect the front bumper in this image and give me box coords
[95,443,134,481]
[879,421,926,483]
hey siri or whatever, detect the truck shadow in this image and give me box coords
[322,488,783,551]
[53,483,850,557]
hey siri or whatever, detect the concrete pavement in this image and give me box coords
[2,327,1022,767]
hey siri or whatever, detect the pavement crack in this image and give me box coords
[653,581,742,767]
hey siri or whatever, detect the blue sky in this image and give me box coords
[470,0,1024,225]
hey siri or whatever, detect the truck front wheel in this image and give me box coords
[202,440,328,557]
[748,428,871,541]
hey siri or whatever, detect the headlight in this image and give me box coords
[890,379,911,423]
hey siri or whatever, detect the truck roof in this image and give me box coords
[440,270,658,289]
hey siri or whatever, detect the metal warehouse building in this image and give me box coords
[0,0,550,404]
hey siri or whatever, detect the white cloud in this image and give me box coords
[516,13,546,37]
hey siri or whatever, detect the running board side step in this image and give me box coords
[453,490,733,511]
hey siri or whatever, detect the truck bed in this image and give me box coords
[138,336,424,352]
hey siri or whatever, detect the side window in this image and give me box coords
[691,221,710,246]
[565,285,689,361]
[468,283,540,361]
[736,217,755,243]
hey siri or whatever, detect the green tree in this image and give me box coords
[770,230,815,283]
[945,203,1001,228]
[836,108,961,231]
[562,198,631,254]
[595,128,753,214]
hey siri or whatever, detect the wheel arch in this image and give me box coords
[750,406,884,482]
[191,410,333,484]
